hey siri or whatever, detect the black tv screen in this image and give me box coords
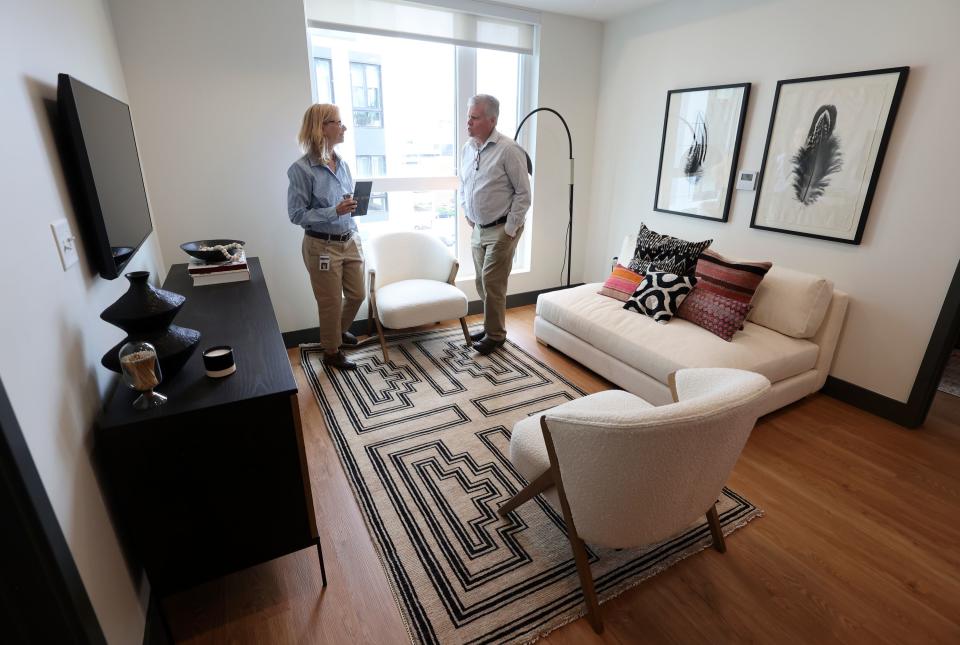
[57,74,153,279]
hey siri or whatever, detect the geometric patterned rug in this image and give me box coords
[301,325,763,644]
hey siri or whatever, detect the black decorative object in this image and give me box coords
[180,239,245,263]
[751,67,908,244]
[654,83,750,222]
[514,108,573,287]
[100,271,200,378]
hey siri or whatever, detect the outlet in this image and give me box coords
[51,219,79,270]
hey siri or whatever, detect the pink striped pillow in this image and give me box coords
[598,264,644,302]
[693,249,772,303]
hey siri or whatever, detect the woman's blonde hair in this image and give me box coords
[298,103,339,163]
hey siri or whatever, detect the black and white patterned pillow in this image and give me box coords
[627,223,712,276]
[623,272,697,324]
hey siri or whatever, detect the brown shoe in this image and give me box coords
[341,331,359,346]
[323,351,357,370]
[472,337,505,355]
[469,329,486,343]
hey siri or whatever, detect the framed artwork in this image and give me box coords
[750,67,909,244]
[654,82,751,222]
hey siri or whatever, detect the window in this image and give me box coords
[350,62,383,128]
[313,57,334,103]
[308,26,534,277]
[356,155,387,178]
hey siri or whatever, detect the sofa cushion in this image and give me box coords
[598,264,644,302]
[627,223,712,277]
[748,266,833,339]
[623,272,696,324]
[537,284,819,385]
[677,291,753,342]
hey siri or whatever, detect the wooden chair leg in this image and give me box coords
[541,417,604,634]
[374,315,389,362]
[569,535,603,634]
[459,318,471,346]
[706,503,726,553]
[367,298,374,336]
[498,468,554,516]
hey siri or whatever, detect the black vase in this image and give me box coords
[101,271,200,379]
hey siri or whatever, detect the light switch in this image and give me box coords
[51,219,79,270]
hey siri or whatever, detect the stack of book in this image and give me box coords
[188,252,250,286]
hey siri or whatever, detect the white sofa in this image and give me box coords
[534,236,849,417]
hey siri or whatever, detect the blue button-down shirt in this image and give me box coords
[287,154,357,235]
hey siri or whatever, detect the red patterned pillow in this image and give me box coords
[693,249,771,303]
[677,291,752,342]
[597,264,644,302]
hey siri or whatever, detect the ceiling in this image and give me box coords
[490,0,663,21]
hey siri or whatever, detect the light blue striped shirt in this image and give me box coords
[287,154,357,235]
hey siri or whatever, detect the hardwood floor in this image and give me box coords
[163,306,960,644]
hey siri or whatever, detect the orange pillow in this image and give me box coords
[598,264,645,302]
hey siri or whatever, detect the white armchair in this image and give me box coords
[366,231,471,361]
[499,368,771,633]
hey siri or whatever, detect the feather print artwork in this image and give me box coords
[681,113,707,182]
[791,104,843,205]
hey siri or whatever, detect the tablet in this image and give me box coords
[350,181,373,216]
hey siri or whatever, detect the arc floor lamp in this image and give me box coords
[514,107,574,287]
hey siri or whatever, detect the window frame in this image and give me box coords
[307,28,536,278]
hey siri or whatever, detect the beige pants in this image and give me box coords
[302,234,365,353]
[471,223,523,342]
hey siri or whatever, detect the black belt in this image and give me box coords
[305,230,353,241]
[479,215,509,229]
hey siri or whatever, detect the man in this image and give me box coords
[459,94,531,355]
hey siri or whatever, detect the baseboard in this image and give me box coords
[282,284,583,348]
[821,376,920,428]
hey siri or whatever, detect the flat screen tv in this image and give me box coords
[57,74,153,279]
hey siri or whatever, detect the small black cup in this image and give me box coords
[202,346,236,378]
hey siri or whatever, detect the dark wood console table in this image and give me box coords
[95,257,325,598]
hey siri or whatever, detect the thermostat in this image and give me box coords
[736,170,758,191]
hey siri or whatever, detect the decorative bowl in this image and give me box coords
[180,239,245,263]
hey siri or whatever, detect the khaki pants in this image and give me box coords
[302,234,365,353]
[471,223,523,342]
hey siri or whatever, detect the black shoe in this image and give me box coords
[323,351,357,370]
[473,337,505,356]
[469,329,486,343]
[341,331,359,346]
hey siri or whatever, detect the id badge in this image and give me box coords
[318,255,331,271]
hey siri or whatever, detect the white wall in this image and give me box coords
[586,0,960,403]
[106,0,602,334]
[0,0,166,641]
[106,0,315,335]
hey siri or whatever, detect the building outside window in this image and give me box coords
[356,155,387,177]
[313,57,334,104]
[350,62,383,128]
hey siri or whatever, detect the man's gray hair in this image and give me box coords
[469,94,500,121]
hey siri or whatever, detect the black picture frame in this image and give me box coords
[750,67,909,244]
[653,82,751,222]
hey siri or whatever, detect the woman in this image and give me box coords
[287,104,363,370]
